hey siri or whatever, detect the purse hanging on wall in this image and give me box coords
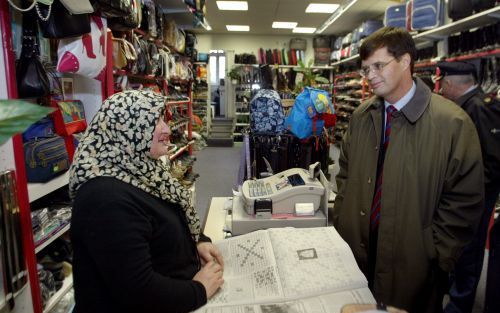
[37,0,92,39]
[16,9,50,99]
[50,99,87,136]
[57,15,107,80]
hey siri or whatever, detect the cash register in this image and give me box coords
[232,162,329,235]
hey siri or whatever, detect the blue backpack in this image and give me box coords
[284,87,335,139]
[250,89,285,134]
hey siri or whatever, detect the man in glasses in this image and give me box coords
[332,27,484,312]
[437,61,500,313]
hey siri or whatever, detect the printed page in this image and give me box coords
[268,227,368,299]
[195,288,375,313]
[205,230,284,307]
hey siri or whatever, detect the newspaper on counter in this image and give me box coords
[194,226,375,312]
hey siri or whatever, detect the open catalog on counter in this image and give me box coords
[194,227,375,313]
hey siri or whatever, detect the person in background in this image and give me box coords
[69,90,224,313]
[333,27,484,312]
[438,61,500,313]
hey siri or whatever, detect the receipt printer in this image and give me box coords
[241,166,325,215]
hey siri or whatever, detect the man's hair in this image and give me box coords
[359,27,417,74]
[444,74,476,86]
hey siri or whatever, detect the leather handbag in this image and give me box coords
[16,10,50,99]
[112,37,136,69]
[90,0,132,17]
[108,0,141,31]
[38,0,91,38]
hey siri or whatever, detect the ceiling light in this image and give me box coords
[272,22,298,29]
[217,1,248,11]
[226,25,250,31]
[316,0,358,34]
[293,27,316,34]
[306,3,340,13]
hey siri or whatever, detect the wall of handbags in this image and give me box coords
[3,0,206,311]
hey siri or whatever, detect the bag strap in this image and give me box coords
[20,9,40,58]
[7,0,36,12]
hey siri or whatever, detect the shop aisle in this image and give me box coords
[193,145,242,225]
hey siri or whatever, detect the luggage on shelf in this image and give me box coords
[384,3,407,29]
[411,0,445,31]
[448,0,473,20]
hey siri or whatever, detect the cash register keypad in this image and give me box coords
[249,181,273,197]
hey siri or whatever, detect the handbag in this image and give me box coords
[38,0,91,39]
[57,15,107,80]
[90,0,132,17]
[16,10,50,99]
[112,37,136,69]
[24,136,70,183]
[22,117,56,142]
[50,100,87,135]
[108,0,141,31]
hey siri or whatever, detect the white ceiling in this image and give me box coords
[158,0,401,36]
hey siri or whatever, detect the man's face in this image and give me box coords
[361,47,409,102]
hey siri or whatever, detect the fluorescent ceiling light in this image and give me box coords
[316,0,358,33]
[217,1,248,10]
[226,25,250,31]
[306,3,340,13]
[272,22,298,29]
[293,27,316,33]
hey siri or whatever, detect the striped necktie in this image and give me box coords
[370,105,397,230]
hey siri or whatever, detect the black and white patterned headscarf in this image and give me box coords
[69,90,201,241]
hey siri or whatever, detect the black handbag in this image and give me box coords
[16,10,50,99]
[38,0,91,39]
[90,0,132,18]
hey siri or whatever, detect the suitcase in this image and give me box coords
[358,20,384,40]
[384,3,407,28]
[448,0,473,20]
[313,36,330,48]
[411,0,445,31]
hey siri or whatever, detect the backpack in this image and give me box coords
[284,87,335,139]
[250,89,285,134]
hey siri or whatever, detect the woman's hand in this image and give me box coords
[193,261,224,299]
[197,242,224,269]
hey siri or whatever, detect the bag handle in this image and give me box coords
[7,0,36,12]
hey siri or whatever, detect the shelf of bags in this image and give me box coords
[331,54,360,67]
[43,274,73,313]
[413,6,500,44]
[113,70,163,81]
[28,171,70,203]
[166,98,191,106]
[168,77,193,86]
[415,61,438,68]
[170,121,189,131]
[169,141,195,161]
[35,223,71,254]
[445,48,500,62]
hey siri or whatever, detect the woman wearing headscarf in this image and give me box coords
[69,90,224,313]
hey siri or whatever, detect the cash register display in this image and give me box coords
[287,174,305,186]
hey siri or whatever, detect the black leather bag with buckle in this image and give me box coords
[16,10,50,99]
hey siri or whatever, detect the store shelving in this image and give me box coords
[42,274,73,313]
[34,224,71,254]
[28,172,70,203]
[331,5,500,68]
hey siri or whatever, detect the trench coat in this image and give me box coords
[333,78,484,312]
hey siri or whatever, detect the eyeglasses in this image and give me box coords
[359,58,396,77]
